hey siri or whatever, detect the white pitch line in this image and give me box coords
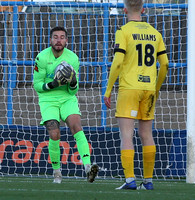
[0,178,122,185]
[0,188,133,194]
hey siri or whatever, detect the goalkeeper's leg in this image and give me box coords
[46,120,62,184]
[74,130,98,183]
[73,130,91,166]
[66,114,98,183]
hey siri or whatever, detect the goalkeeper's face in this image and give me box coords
[50,31,68,52]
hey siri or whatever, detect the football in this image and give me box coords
[55,61,70,75]
[54,61,70,85]
[54,61,76,85]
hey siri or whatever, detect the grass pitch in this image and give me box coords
[0,177,194,200]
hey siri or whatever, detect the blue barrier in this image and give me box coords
[0,126,186,178]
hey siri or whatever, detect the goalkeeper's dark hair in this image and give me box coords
[50,26,68,38]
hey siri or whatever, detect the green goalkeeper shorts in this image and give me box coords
[39,98,81,125]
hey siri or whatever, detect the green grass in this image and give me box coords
[0,177,194,200]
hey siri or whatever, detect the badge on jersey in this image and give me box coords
[34,62,39,72]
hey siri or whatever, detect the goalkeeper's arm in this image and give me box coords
[42,75,78,92]
[33,57,59,92]
[42,79,60,91]
[67,73,79,95]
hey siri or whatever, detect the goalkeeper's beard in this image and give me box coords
[51,44,66,53]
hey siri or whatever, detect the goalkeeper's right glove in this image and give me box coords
[42,79,60,91]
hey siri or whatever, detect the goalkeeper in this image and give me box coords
[104,0,168,190]
[33,26,98,184]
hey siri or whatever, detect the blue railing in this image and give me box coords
[0,2,188,125]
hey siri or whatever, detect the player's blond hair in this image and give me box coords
[123,0,143,12]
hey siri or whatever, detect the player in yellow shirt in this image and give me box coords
[104,0,168,190]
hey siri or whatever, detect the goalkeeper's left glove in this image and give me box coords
[54,69,68,85]
[69,73,77,90]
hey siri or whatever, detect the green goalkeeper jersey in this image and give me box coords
[33,46,79,103]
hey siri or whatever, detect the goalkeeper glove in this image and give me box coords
[43,79,60,91]
[54,69,68,85]
[55,61,77,89]
[69,73,77,89]
[58,61,76,83]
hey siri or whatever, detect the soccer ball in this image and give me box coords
[54,61,70,85]
[55,61,70,74]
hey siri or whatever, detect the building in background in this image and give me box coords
[0,0,27,12]
[0,0,188,13]
[2,0,186,3]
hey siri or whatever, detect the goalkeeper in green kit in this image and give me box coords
[33,26,98,184]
